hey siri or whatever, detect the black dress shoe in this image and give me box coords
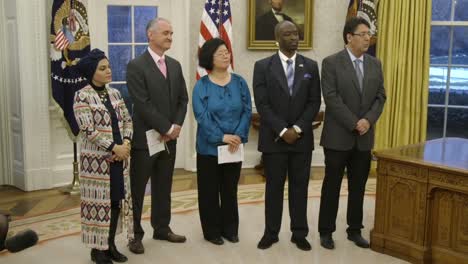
[257,235,279,250]
[128,239,144,254]
[90,248,113,264]
[320,234,335,250]
[205,237,224,245]
[153,231,187,243]
[347,233,370,248]
[221,234,239,243]
[291,236,311,251]
[108,242,128,262]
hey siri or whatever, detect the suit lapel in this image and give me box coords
[362,54,370,97]
[270,54,290,95]
[143,51,167,81]
[292,55,305,97]
[166,56,175,99]
[340,49,362,96]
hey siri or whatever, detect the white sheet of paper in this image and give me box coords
[217,144,244,164]
[146,129,165,156]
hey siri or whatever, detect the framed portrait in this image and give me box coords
[248,0,313,50]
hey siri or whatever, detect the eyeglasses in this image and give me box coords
[352,32,373,38]
[214,51,231,57]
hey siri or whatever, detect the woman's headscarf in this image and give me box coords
[75,48,108,81]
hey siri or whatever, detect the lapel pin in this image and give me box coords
[299,64,304,67]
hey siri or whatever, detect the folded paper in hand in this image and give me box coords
[146,129,165,156]
[217,144,244,164]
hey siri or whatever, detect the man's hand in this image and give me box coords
[282,128,300,144]
[159,134,172,142]
[167,124,182,140]
[356,119,371,135]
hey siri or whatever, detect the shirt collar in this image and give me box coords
[346,47,364,62]
[148,46,165,63]
[278,50,297,63]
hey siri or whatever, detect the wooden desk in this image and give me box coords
[370,138,468,264]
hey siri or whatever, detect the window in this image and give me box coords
[107,5,158,114]
[428,0,468,139]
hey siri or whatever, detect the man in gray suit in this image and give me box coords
[253,21,321,251]
[126,17,188,254]
[318,17,386,250]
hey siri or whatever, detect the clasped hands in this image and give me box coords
[159,124,182,142]
[355,118,370,135]
[223,134,242,153]
[281,127,301,145]
[110,143,130,162]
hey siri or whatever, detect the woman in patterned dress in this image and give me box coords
[73,49,133,264]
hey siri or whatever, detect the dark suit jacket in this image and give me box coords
[126,50,188,149]
[253,53,321,153]
[255,11,294,41]
[320,49,386,151]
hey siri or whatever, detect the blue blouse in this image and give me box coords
[192,73,252,156]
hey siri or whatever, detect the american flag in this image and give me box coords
[54,28,70,50]
[196,0,233,79]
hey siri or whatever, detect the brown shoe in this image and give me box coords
[128,239,144,254]
[153,231,186,243]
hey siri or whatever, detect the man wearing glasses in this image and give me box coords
[318,17,386,250]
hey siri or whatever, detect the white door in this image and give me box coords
[1,0,23,187]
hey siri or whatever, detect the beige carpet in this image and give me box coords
[0,179,409,263]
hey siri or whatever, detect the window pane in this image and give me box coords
[432,0,453,21]
[448,67,468,106]
[111,83,133,116]
[429,66,448,105]
[109,45,132,82]
[134,6,158,43]
[108,6,132,43]
[135,45,148,56]
[455,0,468,21]
[427,107,445,140]
[451,27,468,65]
[446,108,468,138]
[430,26,450,64]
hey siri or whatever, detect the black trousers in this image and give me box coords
[263,151,312,239]
[196,154,241,240]
[318,147,371,235]
[130,146,176,241]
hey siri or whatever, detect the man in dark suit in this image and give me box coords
[126,17,188,254]
[318,17,386,250]
[256,0,299,40]
[253,21,321,251]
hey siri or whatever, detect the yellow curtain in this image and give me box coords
[374,0,432,150]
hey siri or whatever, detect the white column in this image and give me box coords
[16,0,52,190]
[168,0,195,170]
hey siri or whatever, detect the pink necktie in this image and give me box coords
[158,57,167,78]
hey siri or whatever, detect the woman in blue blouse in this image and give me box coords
[192,38,252,245]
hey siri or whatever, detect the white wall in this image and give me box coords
[3,0,350,190]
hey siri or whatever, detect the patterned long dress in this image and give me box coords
[73,85,134,250]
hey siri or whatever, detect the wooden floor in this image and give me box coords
[0,166,376,220]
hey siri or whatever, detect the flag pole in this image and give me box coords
[61,142,80,195]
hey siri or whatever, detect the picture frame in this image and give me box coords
[248,0,313,50]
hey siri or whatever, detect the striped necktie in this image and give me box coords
[354,59,363,91]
